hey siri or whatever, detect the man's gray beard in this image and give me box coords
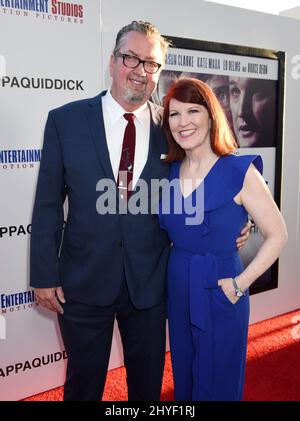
[124,86,146,104]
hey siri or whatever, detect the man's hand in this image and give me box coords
[236,220,251,249]
[35,287,65,314]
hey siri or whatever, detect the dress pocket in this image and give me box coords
[214,286,238,308]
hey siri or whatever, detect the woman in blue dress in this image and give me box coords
[158,78,287,401]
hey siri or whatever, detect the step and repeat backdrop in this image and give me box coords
[0,0,105,400]
[0,0,290,402]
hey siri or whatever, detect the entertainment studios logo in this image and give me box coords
[0,0,85,25]
[1,290,38,315]
[0,149,41,170]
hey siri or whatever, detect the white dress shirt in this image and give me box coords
[102,90,150,189]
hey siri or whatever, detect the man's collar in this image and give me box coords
[103,89,149,125]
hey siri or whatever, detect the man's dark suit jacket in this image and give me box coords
[30,91,171,310]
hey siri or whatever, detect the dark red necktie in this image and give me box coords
[117,113,136,200]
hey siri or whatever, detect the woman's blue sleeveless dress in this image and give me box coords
[158,154,263,401]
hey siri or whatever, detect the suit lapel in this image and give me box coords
[138,101,163,185]
[86,95,164,187]
[86,91,115,181]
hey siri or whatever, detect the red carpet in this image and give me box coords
[24,309,300,401]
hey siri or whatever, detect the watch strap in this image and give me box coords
[232,277,245,296]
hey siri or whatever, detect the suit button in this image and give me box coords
[117,241,123,247]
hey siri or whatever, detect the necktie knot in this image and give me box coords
[124,113,135,123]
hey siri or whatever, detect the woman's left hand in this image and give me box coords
[218,278,240,304]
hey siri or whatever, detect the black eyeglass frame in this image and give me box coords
[116,53,162,74]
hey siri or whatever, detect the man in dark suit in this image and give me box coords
[30,20,171,401]
[30,20,249,401]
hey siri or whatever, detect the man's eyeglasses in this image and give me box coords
[116,53,161,74]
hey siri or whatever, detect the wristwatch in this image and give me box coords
[231,277,245,297]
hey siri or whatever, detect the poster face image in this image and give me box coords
[153,38,285,294]
[228,76,277,148]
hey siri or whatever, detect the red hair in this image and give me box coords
[162,78,237,162]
